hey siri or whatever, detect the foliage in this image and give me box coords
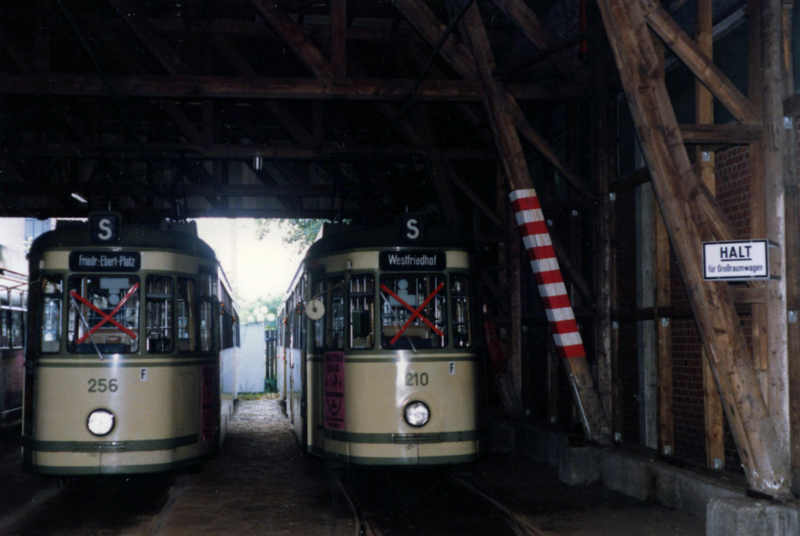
[264,378,278,393]
[255,219,325,252]
[236,294,283,327]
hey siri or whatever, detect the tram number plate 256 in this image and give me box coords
[87,378,119,392]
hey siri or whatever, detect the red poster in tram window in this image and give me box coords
[324,351,346,430]
[201,365,215,441]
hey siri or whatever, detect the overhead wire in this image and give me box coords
[333,0,477,223]
[52,0,186,219]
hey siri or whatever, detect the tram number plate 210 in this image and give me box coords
[405,372,429,386]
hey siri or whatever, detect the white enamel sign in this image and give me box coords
[703,240,769,281]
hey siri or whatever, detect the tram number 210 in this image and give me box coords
[405,372,429,386]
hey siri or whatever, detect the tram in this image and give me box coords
[1,246,27,429]
[22,213,239,476]
[277,216,483,465]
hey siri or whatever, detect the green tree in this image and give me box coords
[255,219,325,251]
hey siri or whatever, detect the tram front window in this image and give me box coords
[67,276,140,354]
[380,275,447,349]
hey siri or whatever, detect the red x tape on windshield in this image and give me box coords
[380,282,445,346]
[70,282,140,344]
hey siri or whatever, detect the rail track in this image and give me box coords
[329,464,548,536]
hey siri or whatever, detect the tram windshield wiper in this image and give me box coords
[70,296,105,361]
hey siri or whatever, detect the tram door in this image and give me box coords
[289,276,307,444]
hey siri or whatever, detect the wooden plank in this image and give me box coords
[762,0,792,472]
[330,0,346,78]
[248,0,335,78]
[463,2,611,445]
[640,0,759,125]
[0,73,567,101]
[780,1,800,495]
[695,0,725,472]
[655,202,674,455]
[508,98,594,197]
[108,0,193,76]
[489,0,589,84]
[592,48,618,437]
[4,141,496,160]
[679,124,762,144]
[598,0,790,496]
[392,0,478,80]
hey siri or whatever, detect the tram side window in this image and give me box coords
[0,308,9,349]
[40,276,62,353]
[177,278,196,353]
[220,286,234,350]
[199,271,217,352]
[349,275,374,349]
[326,277,345,350]
[312,281,325,351]
[10,310,23,349]
[451,274,472,348]
[68,276,140,354]
[380,274,447,349]
[146,276,174,353]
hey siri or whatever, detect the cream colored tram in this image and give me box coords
[278,220,483,465]
[22,214,239,476]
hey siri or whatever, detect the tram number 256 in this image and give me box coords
[405,372,429,386]
[88,378,119,393]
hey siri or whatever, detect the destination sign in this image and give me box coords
[703,240,769,281]
[379,250,446,272]
[69,251,141,273]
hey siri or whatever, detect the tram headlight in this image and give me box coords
[87,409,116,437]
[403,401,430,427]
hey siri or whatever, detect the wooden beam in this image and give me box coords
[679,124,762,144]
[508,98,594,197]
[598,0,790,496]
[330,0,347,78]
[108,0,192,76]
[0,73,577,101]
[392,1,593,200]
[463,2,610,444]
[4,141,496,160]
[488,0,589,84]
[641,0,759,125]
[763,0,792,479]
[392,0,479,80]
[779,0,800,494]
[695,0,724,471]
[249,0,335,78]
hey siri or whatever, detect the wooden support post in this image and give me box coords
[762,0,791,476]
[509,200,523,403]
[747,0,770,406]
[463,3,610,444]
[593,48,618,438]
[650,28,675,457]
[695,0,725,471]
[780,1,800,495]
[597,0,790,496]
[331,0,346,78]
[655,202,674,456]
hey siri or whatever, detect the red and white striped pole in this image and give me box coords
[509,188,586,360]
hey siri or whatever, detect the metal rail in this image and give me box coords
[449,473,548,536]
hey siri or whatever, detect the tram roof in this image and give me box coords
[304,224,471,260]
[28,220,217,262]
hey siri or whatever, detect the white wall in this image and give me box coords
[238,322,266,393]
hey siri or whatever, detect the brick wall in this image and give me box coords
[667,145,751,470]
